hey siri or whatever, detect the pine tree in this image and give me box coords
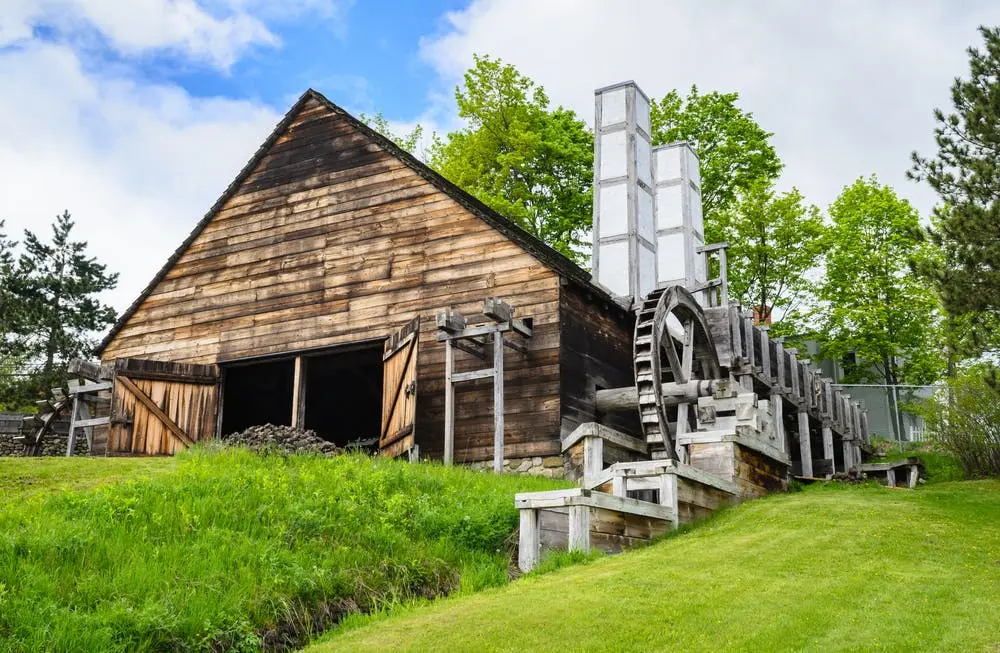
[910,26,1000,358]
[17,211,119,376]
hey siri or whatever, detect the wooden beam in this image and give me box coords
[68,382,113,395]
[444,338,455,466]
[291,355,307,430]
[117,376,195,448]
[595,380,722,413]
[493,329,504,473]
[66,396,80,457]
[451,368,494,383]
[483,297,514,323]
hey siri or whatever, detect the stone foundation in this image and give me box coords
[0,413,84,457]
[466,455,568,478]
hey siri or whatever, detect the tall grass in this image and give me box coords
[0,447,566,651]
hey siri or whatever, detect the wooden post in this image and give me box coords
[772,391,786,453]
[843,437,855,470]
[291,356,307,429]
[760,330,771,381]
[78,399,93,450]
[65,396,80,457]
[886,468,896,488]
[775,341,786,391]
[444,339,454,466]
[788,349,800,399]
[908,465,919,488]
[567,505,590,553]
[822,424,834,477]
[518,508,540,572]
[493,329,505,473]
[797,410,813,477]
[583,435,604,481]
[743,313,755,371]
[612,473,625,497]
[659,472,678,529]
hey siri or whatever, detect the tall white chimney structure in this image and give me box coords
[591,81,656,305]
[653,142,706,292]
[591,81,708,307]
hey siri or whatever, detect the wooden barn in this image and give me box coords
[93,88,638,469]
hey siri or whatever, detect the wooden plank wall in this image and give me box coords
[101,97,567,463]
[108,378,217,455]
[558,285,638,441]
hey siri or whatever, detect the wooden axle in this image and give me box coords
[596,380,726,413]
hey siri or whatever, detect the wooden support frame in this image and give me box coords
[437,298,532,472]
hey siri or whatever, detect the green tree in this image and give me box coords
[818,177,944,437]
[359,112,424,155]
[430,55,593,262]
[17,211,119,378]
[717,185,826,328]
[909,26,1000,361]
[650,86,783,239]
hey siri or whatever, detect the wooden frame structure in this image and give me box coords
[436,298,532,472]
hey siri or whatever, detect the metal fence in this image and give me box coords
[831,383,945,447]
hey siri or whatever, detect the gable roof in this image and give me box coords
[98,89,627,355]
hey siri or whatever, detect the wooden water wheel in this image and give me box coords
[633,285,723,459]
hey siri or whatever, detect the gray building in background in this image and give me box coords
[791,340,938,443]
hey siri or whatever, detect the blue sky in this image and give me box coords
[123,1,468,116]
[0,1,998,311]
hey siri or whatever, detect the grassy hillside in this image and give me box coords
[0,448,567,652]
[315,480,1000,652]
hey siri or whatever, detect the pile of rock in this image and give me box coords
[220,424,342,457]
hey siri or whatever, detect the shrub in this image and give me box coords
[922,368,1000,478]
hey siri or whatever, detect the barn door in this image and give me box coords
[108,358,220,456]
[380,317,419,458]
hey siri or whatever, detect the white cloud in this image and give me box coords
[419,0,997,217]
[0,0,279,69]
[0,41,281,311]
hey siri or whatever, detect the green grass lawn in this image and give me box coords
[0,456,176,503]
[314,480,1000,653]
[0,448,568,652]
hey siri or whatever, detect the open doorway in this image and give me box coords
[304,346,383,447]
[219,342,384,448]
[220,358,294,434]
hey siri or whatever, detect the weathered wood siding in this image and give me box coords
[558,285,637,440]
[101,97,564,463]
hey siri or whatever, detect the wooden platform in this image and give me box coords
[515,488,675,571]
[860,457,924,488]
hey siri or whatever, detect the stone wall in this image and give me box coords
[0,413,84,457]
[466,455,568,478]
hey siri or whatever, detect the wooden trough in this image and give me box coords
[860,457,924,488]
